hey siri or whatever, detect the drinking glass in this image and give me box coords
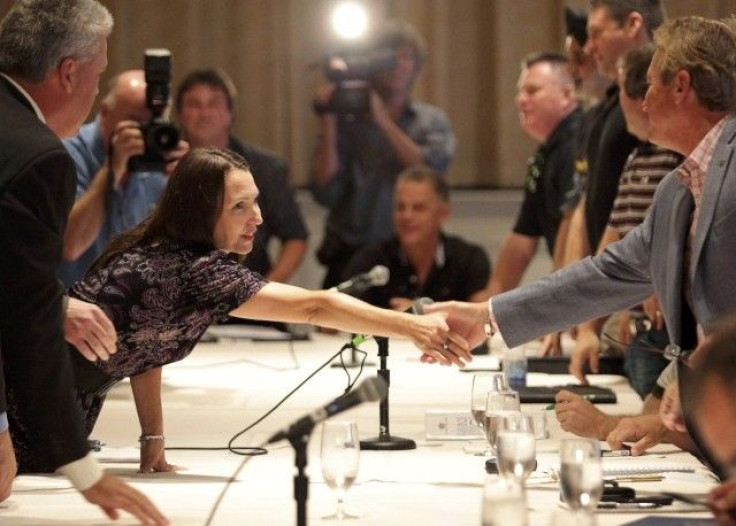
[471,373,507,433]
[481,476,528,526]
[527,409,548,440]
[559,439,603,525]
[321,421,360,520]
[484,390,521,456]
[496,413,536,484]
[501,412,535,434]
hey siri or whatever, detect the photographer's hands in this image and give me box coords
[109,120,145,188]
[162,139,189,177]
[109,122,188,182]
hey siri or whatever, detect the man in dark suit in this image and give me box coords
[427,16,736,457]
[0,1,166,523]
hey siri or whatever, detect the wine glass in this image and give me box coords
[484,390,521,456]
[471,373,507,433]
[559,439,603,524]
[320,421,360,520]
[496,413,536,484]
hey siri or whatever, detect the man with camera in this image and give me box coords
[310,20,456,289]
[59,69,188,286]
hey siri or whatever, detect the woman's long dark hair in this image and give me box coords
[90,147,250,273]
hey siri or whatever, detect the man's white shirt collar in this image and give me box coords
[0,72,46,123]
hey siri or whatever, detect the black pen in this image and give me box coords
[545,394,595,410]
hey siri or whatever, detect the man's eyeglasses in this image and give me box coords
[602,332,692,364]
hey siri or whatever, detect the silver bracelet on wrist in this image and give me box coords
[138,434,165,442]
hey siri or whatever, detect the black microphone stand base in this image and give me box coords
[360,434,416,451]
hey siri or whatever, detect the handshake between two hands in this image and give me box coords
[413,300,490,368]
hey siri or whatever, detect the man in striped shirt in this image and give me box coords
[570,44,683,394]
[552,43,683,439]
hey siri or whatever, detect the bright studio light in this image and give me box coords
[331,2,369,40]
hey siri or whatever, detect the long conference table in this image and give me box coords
[3,330,718,525]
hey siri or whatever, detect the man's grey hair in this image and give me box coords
[0,0,113,82]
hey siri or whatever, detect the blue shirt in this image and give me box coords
[59,117,167,286]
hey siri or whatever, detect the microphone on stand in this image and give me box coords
[360,297,434,451]
[267,376,388,444]
[275,377,387,526]
[328,265,389,369]
[330,265,390,296]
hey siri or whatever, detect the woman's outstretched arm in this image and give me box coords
[230,282,472,367]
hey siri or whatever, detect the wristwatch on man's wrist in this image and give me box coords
[483,308,495,338]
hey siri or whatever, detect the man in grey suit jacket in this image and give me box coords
[428,17,736,459]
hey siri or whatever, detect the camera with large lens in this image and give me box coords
[128,48,180,172]
[314,46,397,116]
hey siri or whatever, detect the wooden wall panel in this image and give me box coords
[0,0,733,187]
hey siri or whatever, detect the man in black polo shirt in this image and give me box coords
[343,166,489,310]
[579,0,663,254]
[487,52,582,296]
[559,0,664,376]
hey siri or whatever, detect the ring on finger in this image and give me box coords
[442,339,450,351]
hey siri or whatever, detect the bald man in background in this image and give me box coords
[60,70,187,286]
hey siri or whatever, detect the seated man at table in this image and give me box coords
[342,165,490,311]
[555,365,695,456]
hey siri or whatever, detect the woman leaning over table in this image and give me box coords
[8,148,471,475]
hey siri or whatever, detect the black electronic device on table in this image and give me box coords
[517,384,617,404]
[527,355,625,375]
[459,354,625,374]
